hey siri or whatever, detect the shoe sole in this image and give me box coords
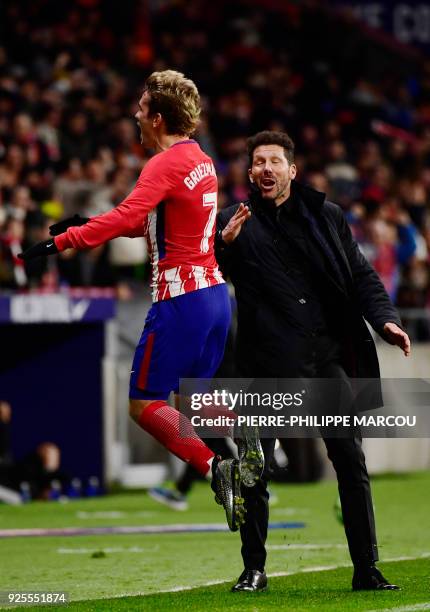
[232,585,268,592]
[238,425,264,488]
[352,585,401,591]
[214,461,246,532]
[147,489,188,511]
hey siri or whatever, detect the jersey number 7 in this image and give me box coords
[200,191,218,254]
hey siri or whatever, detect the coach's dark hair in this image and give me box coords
[247,131,295,165]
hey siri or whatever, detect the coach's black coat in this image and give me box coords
[216,181,402,409]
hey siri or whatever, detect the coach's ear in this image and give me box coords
[248,169,254,183]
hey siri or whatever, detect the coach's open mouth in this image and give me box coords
[261,178,276,191]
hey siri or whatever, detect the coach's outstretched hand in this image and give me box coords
[18,239,59,261]
[49,214,89,236]
[222,203,251,245]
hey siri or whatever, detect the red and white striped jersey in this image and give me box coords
[54,140,225,301]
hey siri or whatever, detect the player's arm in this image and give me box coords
[49,214,90,236]
[52,196,144,251]
[32,214,91,257]
[19,157,171,260]
[49,214,146,239]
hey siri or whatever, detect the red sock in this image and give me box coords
[138,401,214,476]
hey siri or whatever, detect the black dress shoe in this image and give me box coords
[352,566,400,591]
[232,569,268,592]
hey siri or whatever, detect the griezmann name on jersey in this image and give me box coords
[54,140,225,301]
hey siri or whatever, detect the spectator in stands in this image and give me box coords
[0,0,428,317]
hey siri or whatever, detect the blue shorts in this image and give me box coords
[129,284,231,400]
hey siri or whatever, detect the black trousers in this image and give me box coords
[240,336,378,571]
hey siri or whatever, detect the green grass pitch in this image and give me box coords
[0,472,429,611]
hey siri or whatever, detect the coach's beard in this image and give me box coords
[258,177,289,203]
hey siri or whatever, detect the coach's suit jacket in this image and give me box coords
[216,181,402,410]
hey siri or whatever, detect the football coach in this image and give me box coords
[215,130,411,593]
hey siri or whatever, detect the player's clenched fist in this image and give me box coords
[221,203,251,245]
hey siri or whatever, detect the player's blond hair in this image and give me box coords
[145,70,201,136]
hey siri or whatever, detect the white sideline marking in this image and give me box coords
[0,521,303,538]
[5,551,424,607]
[121,553,430,599]
[76,511,155,520]
[267,543,347,551]
[85,553,428,601]
[57,546,159,554]
[271,507,311,516]
[61,544,347,555]
[366,604,430,612]
[58,543,347,556]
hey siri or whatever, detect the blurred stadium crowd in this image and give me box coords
[0,0,429,327]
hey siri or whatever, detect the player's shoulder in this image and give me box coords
[166,139,207,158]
[139,151,166,176]
[138,147,183,182]
[160,141,213,169]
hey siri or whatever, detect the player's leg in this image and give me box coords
[173,283,246,529]
[189,285,264,487]
[174,393,237,438]
[148,437,234,511]
[171,282,234,439]
[131,397,246,532]
[128,300,217,477]
[175,438,234,495]
[128,288,244,530]
[129,398,215,477]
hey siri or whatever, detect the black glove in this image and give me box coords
[18,239,59,261]
[49,214,89,236]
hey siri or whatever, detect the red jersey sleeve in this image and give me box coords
[54,154,174,251]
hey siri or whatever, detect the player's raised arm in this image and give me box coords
[55,159,171,250]
[19,156,172,260]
